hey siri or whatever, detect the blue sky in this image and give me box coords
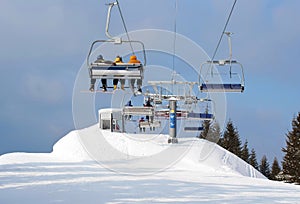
[1,0,300,163]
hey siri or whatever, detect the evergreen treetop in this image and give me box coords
[259,155,271,179]
[249,148,259,170]
[270,157,281,181]
[282,112,300,184]
[222,120,242,157]
[199,119,211,139]
[241,140,250,163]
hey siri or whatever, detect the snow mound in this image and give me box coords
[0,124,263,178]
[102,130,170,157]
[51,130,92,162]
[0,152,55,165]
[48,124,264,178]
[0,130,92,164]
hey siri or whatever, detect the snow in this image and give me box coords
[1,124,300,204]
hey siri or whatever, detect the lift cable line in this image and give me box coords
[172,0,178,81]
[171,0,179,94]
[116,0,135,55]
[210,0,238,62]
[199,0,244,93]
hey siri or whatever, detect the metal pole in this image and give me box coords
[168,99,178,143]
[122,114,125,133]
[110,113,113,132]
[105,2,117,40]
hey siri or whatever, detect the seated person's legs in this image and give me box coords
[89,78,96,91]
[120,79,125,90]
[137,79,142,93]
[113,79,119,90]
[130,79,135,92]
[101,79,107,91]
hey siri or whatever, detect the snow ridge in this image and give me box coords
[48,125,264,178]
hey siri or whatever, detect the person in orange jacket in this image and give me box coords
[128,55,142,94]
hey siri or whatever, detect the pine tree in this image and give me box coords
[282,113,300,184]
[217,135,224,147]
[199,107,211,139]
[249,148,259,170]
[199,119,211,139]
[270,157,281,181]
[241,140,250,163]
[259,155,271,179]
[206,122,221,143]
[221,120,242,157]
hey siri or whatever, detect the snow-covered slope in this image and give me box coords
[51,130,92,162]
[49,125,264,178]
[1,124,299,204]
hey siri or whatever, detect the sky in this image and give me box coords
[1,0,300,163]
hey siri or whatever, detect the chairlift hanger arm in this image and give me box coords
[105,2,118,39]
[105,0,135,55]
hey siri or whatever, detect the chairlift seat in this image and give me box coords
[123,106,153,116]
[89,63,143,80]
[184,126,204,131]
[139,121,161,128]
[208,60,238,65]
[187,112,214,120]
[200,83,244,92]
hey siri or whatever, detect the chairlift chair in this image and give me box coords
[183,111,213,132]
[87,40,146,81]
[199,32,245,93]
[199,60,245,93]
[87,1,147,86]
[187,112,214,120]
[184,126,204,132]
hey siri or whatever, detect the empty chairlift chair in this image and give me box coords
[183,111,214,132]
[199,60,245,93]
[184,126,204,132]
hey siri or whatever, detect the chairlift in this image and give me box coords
[186,97,215,119]
[87,1,147,83]
[146,80,198,104]
[187,112,214,120]
[199,32,245,93]
[87,41,146,82]
[183,111,213,132]
[199,59,245,92]
[184,126,204,132]
[183,97,215,131]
